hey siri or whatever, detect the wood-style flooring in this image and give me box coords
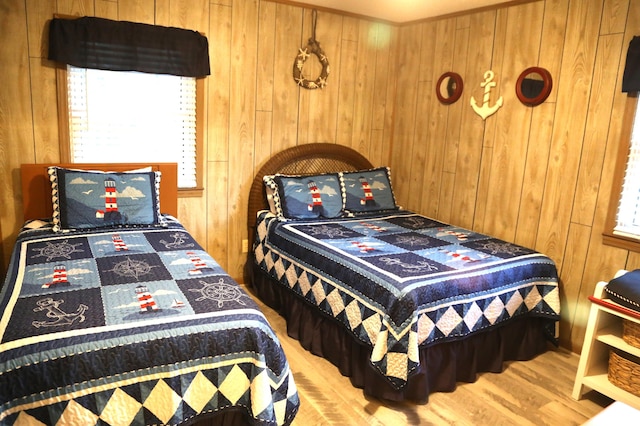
[245,286,612,425]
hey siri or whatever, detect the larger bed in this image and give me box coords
[0,163,299,425]
[246,143,561,403]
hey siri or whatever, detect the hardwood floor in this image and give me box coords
[246,287,612,425]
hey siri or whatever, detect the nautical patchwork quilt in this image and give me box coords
[0,217,299,426]
[253,210,560,389]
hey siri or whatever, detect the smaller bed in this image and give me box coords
[246,143,561,403]
[0,163,299,426]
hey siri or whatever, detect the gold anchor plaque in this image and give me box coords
[470,70,503,120]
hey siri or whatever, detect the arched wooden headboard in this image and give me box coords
[246,143,374,241]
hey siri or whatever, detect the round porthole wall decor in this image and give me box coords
[292,10,329,90]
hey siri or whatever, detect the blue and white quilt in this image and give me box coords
[253,210,560,389]
[0,216,299,426]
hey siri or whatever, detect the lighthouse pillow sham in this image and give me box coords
[341,167,399,215]
[47,167,163,232]
[265,173,344,220]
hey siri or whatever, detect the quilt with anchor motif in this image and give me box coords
[253,210,560,390]
[0,216,299,426]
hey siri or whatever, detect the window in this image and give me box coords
[49,16,210,195]
[61,65,203,191]
[604,94,640,251]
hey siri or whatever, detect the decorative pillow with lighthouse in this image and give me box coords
[47,167,163,232]
[268,172,345,220]
[341,167,399,215]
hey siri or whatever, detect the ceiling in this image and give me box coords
[289,0,524,24]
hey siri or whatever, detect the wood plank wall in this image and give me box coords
[0,0,637,354]
[391,0,640,352]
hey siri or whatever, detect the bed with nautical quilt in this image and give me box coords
[0,163,299,426]
[246,143,560,403]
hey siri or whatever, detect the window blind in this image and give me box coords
[614,102,640,238]
[68,66,197,188]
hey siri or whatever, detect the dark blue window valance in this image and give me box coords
[48,16,210,78]
[623,36,640,93]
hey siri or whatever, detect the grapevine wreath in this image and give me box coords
[293,10,329,90]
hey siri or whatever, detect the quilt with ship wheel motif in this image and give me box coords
[0,216,299,426]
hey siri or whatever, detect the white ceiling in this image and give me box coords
[293,0,522,23]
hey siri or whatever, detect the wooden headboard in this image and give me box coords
[20,163,179,222]
[247,143,374,237]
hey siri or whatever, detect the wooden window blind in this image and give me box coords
[66,66,198,189]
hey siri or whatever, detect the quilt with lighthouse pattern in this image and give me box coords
[0,216,299,426]
[253,210,560,390]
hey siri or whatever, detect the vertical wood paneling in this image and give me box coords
[571,34,624,226]
[206,161,229,269]
[26,0,55,57]
[390,24,422,207]
[350,21,376,154]
[599,0,629,35]
[228,0,259,278]
[26,1,58,163]
[369,23,395,164]
[271,4,301,154]
[95,1,117,19]
[472,8,507,234]
[480,3,544,242]
[538,0,569,104]
[567,0,640,352]
[441,24,467,177]
[208,3,232,162]
[255,110,274,170]
[166,0,210,245]
[0,1,33,254]
[297,12,343,145]
[117,0,155,23]
[406,80,430,213]
[533,0,601,269]
[55,0,93,15]
[389,0,639,353]
[561,223,592,349]
[256,1,276,113]
[30,60,60,164]
[514,102,554,248]
[453,12,495,229]
[335,19,359,147]
[1,0,638,357]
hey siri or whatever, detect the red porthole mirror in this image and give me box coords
[436,72,464,104]
[516,67,553,106]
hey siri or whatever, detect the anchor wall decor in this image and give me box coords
[470,70,503,120]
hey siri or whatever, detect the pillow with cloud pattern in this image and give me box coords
[47,167,163,232]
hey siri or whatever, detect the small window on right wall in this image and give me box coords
[604,93,640,251]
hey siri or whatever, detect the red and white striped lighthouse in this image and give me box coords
[42,265,70,288]
[135,285,158,313]
[187,251,207,275]
[307,181,323,211]
[112,234,128,251]
[104,178,118,213]
[359,177,374,206]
